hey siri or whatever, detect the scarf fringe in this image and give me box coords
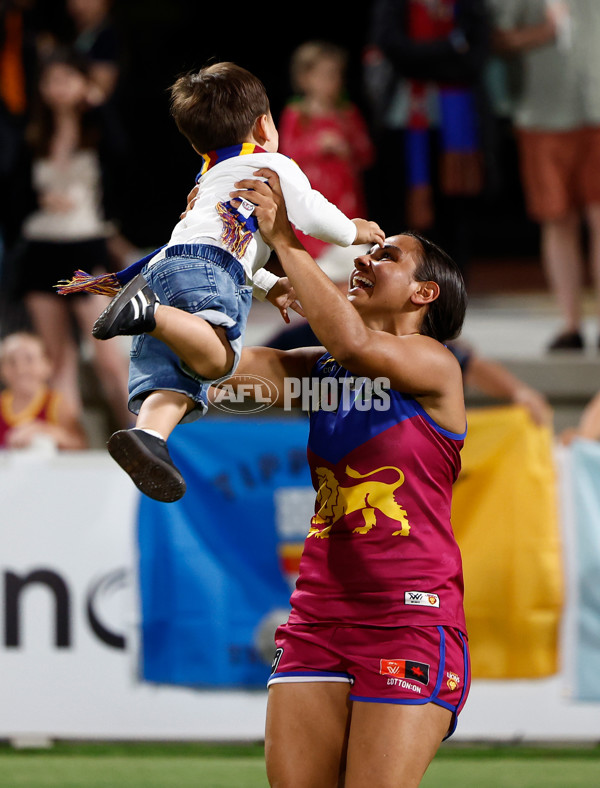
[55,270,122,297]
[216,201,253,259]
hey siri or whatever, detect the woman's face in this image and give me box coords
[40,63,88,111]
[347,234,423,314]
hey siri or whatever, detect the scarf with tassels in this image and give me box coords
[55,144,266,296]
[405,0,482,231]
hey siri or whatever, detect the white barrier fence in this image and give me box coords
[0,447,599,742]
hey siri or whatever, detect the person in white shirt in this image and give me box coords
[70,61,384,502]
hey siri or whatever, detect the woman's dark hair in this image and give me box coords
[26,48,99,157]
[406,232,467,342]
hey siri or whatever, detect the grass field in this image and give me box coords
[1,742,599,787]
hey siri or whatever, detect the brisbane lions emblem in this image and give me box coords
[308,464,410,538]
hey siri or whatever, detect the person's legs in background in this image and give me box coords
[73,293,132,429]
[541,210,585,348]
[585,202,600,349]
[518,129,586,350]
[25,291,84,412]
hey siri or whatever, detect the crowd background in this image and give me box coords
[1,0,599,447]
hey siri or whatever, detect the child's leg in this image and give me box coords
[151,304,235,380]
[107,389,196,503]
[135,389,194,442]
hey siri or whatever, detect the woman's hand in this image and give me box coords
[230,169,299,250]
[180,184,199,219]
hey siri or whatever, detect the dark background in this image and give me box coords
[34,0,539,270]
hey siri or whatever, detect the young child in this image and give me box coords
[0,332,87,450]
[278,40,375,276]
[59,61,384,502]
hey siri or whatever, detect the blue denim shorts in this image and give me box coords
[128,243,253,422]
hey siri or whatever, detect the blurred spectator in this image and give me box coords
[363,0,492,276]
[0,330,87,449]
[489,0,600,352]
[0,0,39,331]
[450,338,552,425]
[10,49,131,429]
[560,390,600,444]
[278,40,375,284]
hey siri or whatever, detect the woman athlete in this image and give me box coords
[104,169,469,787]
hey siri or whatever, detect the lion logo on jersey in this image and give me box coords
[308,464,410,539]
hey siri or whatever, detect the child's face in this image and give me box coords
[40,62,89,111]
[300,56,344,105]
[0,336,52,394]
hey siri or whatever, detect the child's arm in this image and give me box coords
[252,268,304,323]
[268,156,384,249]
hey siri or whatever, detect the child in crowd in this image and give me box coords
[59,61,384,502]
[0,332,87,450]
[278,40,375,280]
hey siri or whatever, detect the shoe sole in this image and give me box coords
[108,431,186,503]
[92,274,149,340]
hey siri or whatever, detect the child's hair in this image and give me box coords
[169,62,270,153]
[26,48,98,157]
[289,40,347,94]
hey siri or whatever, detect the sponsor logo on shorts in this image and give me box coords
[386,677,423,693]
[380,659,430,686]
[271,647,284,673]
[446,671,461,691]
[404,591,440,608]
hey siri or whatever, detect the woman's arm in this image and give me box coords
[217,345,324,409]
[230,171,460,401]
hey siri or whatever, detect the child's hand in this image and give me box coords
[352,218,385,248]
[266,277,305,324]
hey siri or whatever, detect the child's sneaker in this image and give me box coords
[107,428,186,502]
[92,274,159,340]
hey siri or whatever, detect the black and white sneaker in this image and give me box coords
[92,274,159,340]
[108,428,186,502]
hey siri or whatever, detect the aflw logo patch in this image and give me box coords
[404,591,440,608]
[380,659,430,685]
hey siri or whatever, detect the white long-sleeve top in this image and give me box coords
[149,148,358,299]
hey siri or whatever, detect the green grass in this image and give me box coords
[0,743,599,788]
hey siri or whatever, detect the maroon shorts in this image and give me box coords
[268,623,470,738]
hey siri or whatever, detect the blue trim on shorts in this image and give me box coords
[456,630,470,712]
[163,243,246,286]
[349,626,465,736]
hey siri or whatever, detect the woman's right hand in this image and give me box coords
[230,169,299,249]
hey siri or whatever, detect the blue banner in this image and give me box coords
[138,417,312,688]
[571,440,600,701]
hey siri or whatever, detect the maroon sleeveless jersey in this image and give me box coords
[288,355,467,634]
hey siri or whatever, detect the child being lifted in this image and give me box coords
[60,61,384,502]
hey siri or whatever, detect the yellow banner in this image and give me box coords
[452,406,563,678]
